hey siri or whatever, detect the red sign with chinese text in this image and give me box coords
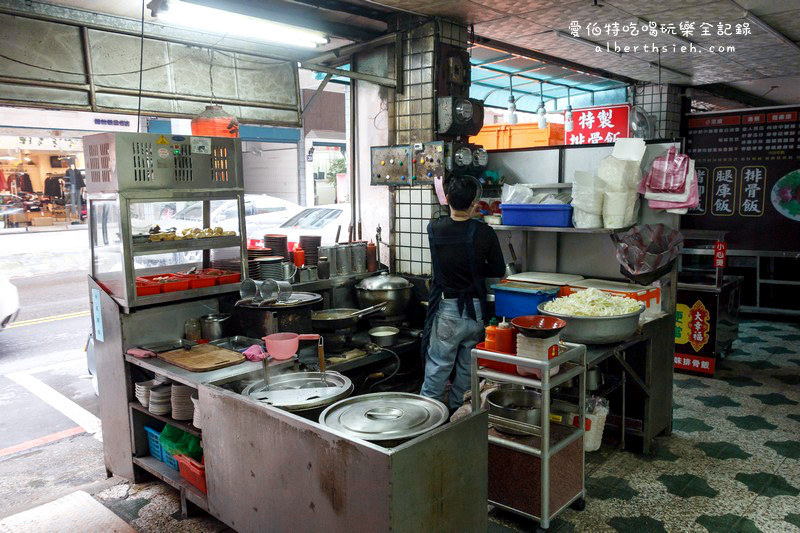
[688,300,711,352]
[714,241,727,268]
[687,115,742,128]
[567,104,630,146]
[673,353,715,375]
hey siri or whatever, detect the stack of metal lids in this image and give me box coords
[299,235,322,266]
[319,392,448,443]
[255,256,284,280]
[247,247,272,279]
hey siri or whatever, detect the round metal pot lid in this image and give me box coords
[319,392,448,441]
[243,371,352,411]
[240,292,322,309]
[355,272,413,291]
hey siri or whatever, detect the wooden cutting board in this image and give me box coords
[156,344,245,372]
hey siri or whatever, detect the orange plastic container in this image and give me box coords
[175,455,207,494]
[470,122,564,150]
[495,319,516,354]
[476,342,518,375]
[485,323,498,351]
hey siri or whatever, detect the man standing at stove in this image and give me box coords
[420,175,506,411]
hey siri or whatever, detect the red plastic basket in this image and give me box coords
[139,274,191,293]
[175,455,207,494]
[476,342,518,374]
[199,269,241,285]
[135,279,161,296]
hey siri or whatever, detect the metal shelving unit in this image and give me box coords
[471,343,587,531]
[132,456,208,511]
[131,235,241,256]
[491,225,631,234]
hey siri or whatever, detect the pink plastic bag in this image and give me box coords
[643,146,689,194]
[648,169,699,210]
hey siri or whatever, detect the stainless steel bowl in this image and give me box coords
[369,326,399,347]
[487,388,542,435]
[537,302,645,344]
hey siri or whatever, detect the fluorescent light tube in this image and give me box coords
[158,0,329,48]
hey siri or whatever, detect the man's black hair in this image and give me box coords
[446,175,478,210]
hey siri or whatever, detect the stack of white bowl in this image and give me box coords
[191,392,202,429]
[148,385,172,415]
[171,384,195,420]
[135,380,157,408]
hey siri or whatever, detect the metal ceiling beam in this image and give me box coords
[472,53,516,66]
[471,37,638,86]
[691,83,778,108]
[474,64,596,93]
[300,62,397,88]
[472,63,548,83]
[302,73,332,115]
[306,32,397,66]
[471,80,556,101]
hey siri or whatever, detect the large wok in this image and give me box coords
[311,302,388,331]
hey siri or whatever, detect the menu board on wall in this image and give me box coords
[683,107,800,251]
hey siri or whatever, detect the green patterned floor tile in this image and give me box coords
[726,415,778,431]
[673,416,713,433]
[674,378,711,390]
[762,346,794,355]
[750,392,798,406]
[776,333,800,342]
[736,336,764,344]
[786,514,800,528]
[645,446,679,462]
[739,360,781,370]
[788,414,800,424]
[658,473,718,498]
[608,516,667,533]
[695,395,741,408]
[750,324,782,332]
[735,473,800,497]
[764,440,800,460]
[720,376,763,388]
[789,359,800,366]
[696,441,752,460]
[587,476,639,501]
[774,374,800,385]
[696,514,761,533]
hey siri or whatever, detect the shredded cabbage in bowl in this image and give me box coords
[542,288,642,317]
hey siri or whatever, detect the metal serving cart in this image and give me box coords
[85,132,248,310]
[471,343,587,531]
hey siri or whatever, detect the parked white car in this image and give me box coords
[0,275,20,331]
[248,203,352,247]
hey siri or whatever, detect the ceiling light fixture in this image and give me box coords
[153,0,329,48]
[537,81,547,129]
[555,30,622,57]
[564,87,574,132]
[741,10,800,52]
[507,75,518,125]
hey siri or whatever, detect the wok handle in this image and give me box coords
[354,301,388,318]
[317,338,326,373]
[297,334,320,341]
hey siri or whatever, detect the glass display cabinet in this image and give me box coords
[85,132,247,310]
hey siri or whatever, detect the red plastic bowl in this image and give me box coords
[511,315,567,338]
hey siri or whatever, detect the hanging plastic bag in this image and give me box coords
[611,224,683,280]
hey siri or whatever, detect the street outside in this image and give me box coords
[0,229,226,530]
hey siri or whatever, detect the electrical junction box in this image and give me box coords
[371,143,445,186]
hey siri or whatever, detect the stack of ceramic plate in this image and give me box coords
[264,234,289,259]
[299,236,322,266]
[247,247,273,279]
[135,379,157,408]
[255,256,284,280]
[191,392,202,429]
[171,384,195,421]
[148,385,172,416]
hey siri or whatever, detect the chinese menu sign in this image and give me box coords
[567,104,630,146]
[683,106,800,251]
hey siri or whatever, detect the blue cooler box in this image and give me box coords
[492,282,560,318]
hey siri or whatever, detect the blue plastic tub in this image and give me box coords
[492,282,559,319]
[501,204,573,227]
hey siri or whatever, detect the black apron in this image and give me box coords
[421,218,488,359]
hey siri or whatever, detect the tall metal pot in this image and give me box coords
[355,272,413,317]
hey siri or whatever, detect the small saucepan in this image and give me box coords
[263,332,320,361]
[369,326,399,347]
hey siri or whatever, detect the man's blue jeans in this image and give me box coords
[420,298,484,409]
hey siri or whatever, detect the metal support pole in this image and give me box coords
[80,26,96,111]
[349,79,358,238]
[540,362,550,529]
[302,73,333,116]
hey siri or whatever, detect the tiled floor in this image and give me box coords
[490,319,800,532]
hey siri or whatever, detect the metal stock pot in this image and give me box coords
[355,273,413,317]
